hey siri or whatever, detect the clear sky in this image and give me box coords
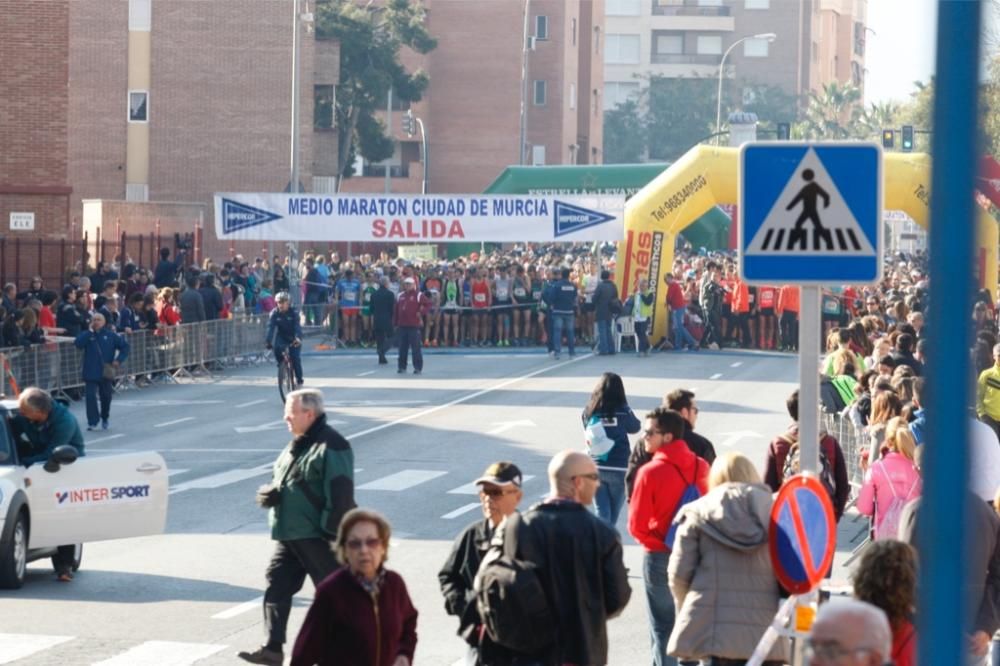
[865,0,938,105]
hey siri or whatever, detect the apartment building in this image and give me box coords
[604,0,866,112]
[342,0,605,196]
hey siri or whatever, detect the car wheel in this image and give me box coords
[0,511,28,589]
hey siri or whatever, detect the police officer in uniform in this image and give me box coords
[265,292,304,386]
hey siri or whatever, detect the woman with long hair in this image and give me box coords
[581,372,640,526]
[667,452,788,665]
[852,540,917,666]
[857,417,920,539]
[865,390,903,470]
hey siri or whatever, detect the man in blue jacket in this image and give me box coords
[543,266,578,360]
[266,292,303,386]
[74,312,129,431]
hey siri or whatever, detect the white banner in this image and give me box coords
[213,193,625,243]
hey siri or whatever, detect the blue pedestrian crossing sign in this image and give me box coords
[739,142,882,284]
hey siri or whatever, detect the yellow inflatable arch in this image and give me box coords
[615,145,999,344]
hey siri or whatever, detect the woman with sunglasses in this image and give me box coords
[292,508,417,666]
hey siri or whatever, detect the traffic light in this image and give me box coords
[901,125,914,152]
[881,129,895,149]
[401,111,415,137]
[776,122,790,140]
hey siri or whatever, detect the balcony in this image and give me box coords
[650,53,722,65]
[652,1,731,16]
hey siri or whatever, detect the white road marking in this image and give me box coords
[211,597,263,620]
[167,469,190,477]
[357,470,448,491]
[235,399,267,409]
[0,634,74,664]
[166,448,284,453]
[347,355,591,441]
[448,475,535,495]
[154,417,195,428]
[730,361,743,367]
[710,373,723,380]
[234,419,286,434]
[716,430,764,448]
[113,400,225,407]
[441,503,482,520]
[357,370,376,376]
[168,464,271,495]
[86,434,125,445]
[92,640,226,665]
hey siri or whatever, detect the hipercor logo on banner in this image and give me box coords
[221,198,282,234]
[553,200,616,238]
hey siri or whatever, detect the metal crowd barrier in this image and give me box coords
[821,410,873,566]
[0,316,269,398]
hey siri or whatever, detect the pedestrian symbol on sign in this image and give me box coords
[745,148,875,257]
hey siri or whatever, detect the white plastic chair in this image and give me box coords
[615,316,636,353]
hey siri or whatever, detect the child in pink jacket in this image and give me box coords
[857,416,921,539]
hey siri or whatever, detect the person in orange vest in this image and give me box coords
[776,285,800,352]
[730,277,752,348]
[757,285,779,350]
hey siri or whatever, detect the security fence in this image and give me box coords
[821,411,872,566]
[0,317,269,398]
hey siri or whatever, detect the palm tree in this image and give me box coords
[859,100,901,141]
[797,81,865,140]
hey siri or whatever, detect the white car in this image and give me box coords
[0,400,168,588]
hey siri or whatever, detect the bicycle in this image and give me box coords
[270,341,300,403]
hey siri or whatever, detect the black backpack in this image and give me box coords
[781,437,837,499]
[475,512,555,653]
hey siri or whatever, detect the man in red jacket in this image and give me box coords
[393,277,429,375]
[628,407,710,666]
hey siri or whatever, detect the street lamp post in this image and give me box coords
[405,109,428,194]
[715,32,776,145]
[518,0,532,164]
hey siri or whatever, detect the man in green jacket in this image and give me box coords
[11,387,85,582]
[238,389,355,666]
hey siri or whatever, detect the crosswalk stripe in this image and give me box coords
[357,470,447,491]
[167,469,190,478]
[211,597,263,620]
[0,634,74,664]
[168,464,271,495]
[447,475,535,495]
[91,640,226,665]
[441,502,481,520]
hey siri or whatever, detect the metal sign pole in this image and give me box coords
[797,285,820,473]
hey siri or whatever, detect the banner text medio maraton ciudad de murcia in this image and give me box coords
[213,193,625,243]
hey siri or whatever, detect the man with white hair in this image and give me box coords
[238,389,355,666]
[806,598,891,665]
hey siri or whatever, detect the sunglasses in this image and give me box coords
[642,428,663,437]
[346,537,382,551]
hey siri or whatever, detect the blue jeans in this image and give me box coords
[594,468,626,526]
[635,320,650,353]
[597,318,613,354]
[85,379,113,427]
[552,313,575,356]
[671,307,697,350]
[644,550,678,666]
[274,344,303,383]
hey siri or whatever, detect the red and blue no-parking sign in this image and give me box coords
[768,474,836,594]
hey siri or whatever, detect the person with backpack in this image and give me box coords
[628,408,710,666]
[438,462,524,666]
[582,373,641,527]
[475,451,630,666]
[856,417,921,540]
[762,389,850,522]
[666,452,789,665]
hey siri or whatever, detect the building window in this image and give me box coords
[314,85,334,129]
[696,35,722,55]
[595,26,600,54]
[534,80,547,106]
[811,40,819,62]
[535,15,548,40]
[572,18,577,45]
[606,0,641,15]
[745,0,769,7]
[743,37,770,57]
[593,89,600,116]
[698,0,723,5]
[532,145,546,166]
[605,34,641,64]
[128,91,148,123]
[128,0,151,31]
[655,34,684,55]
[604,81,640,110]
[569,83,577,110]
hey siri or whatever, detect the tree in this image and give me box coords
[858,100,901,141]
[316,0,437,188]
[738,82,800,136]
[603,99,646,164]
[645,75,719,161]
[796,81,864,140]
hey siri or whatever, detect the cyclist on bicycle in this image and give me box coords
[266,291,304,386]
